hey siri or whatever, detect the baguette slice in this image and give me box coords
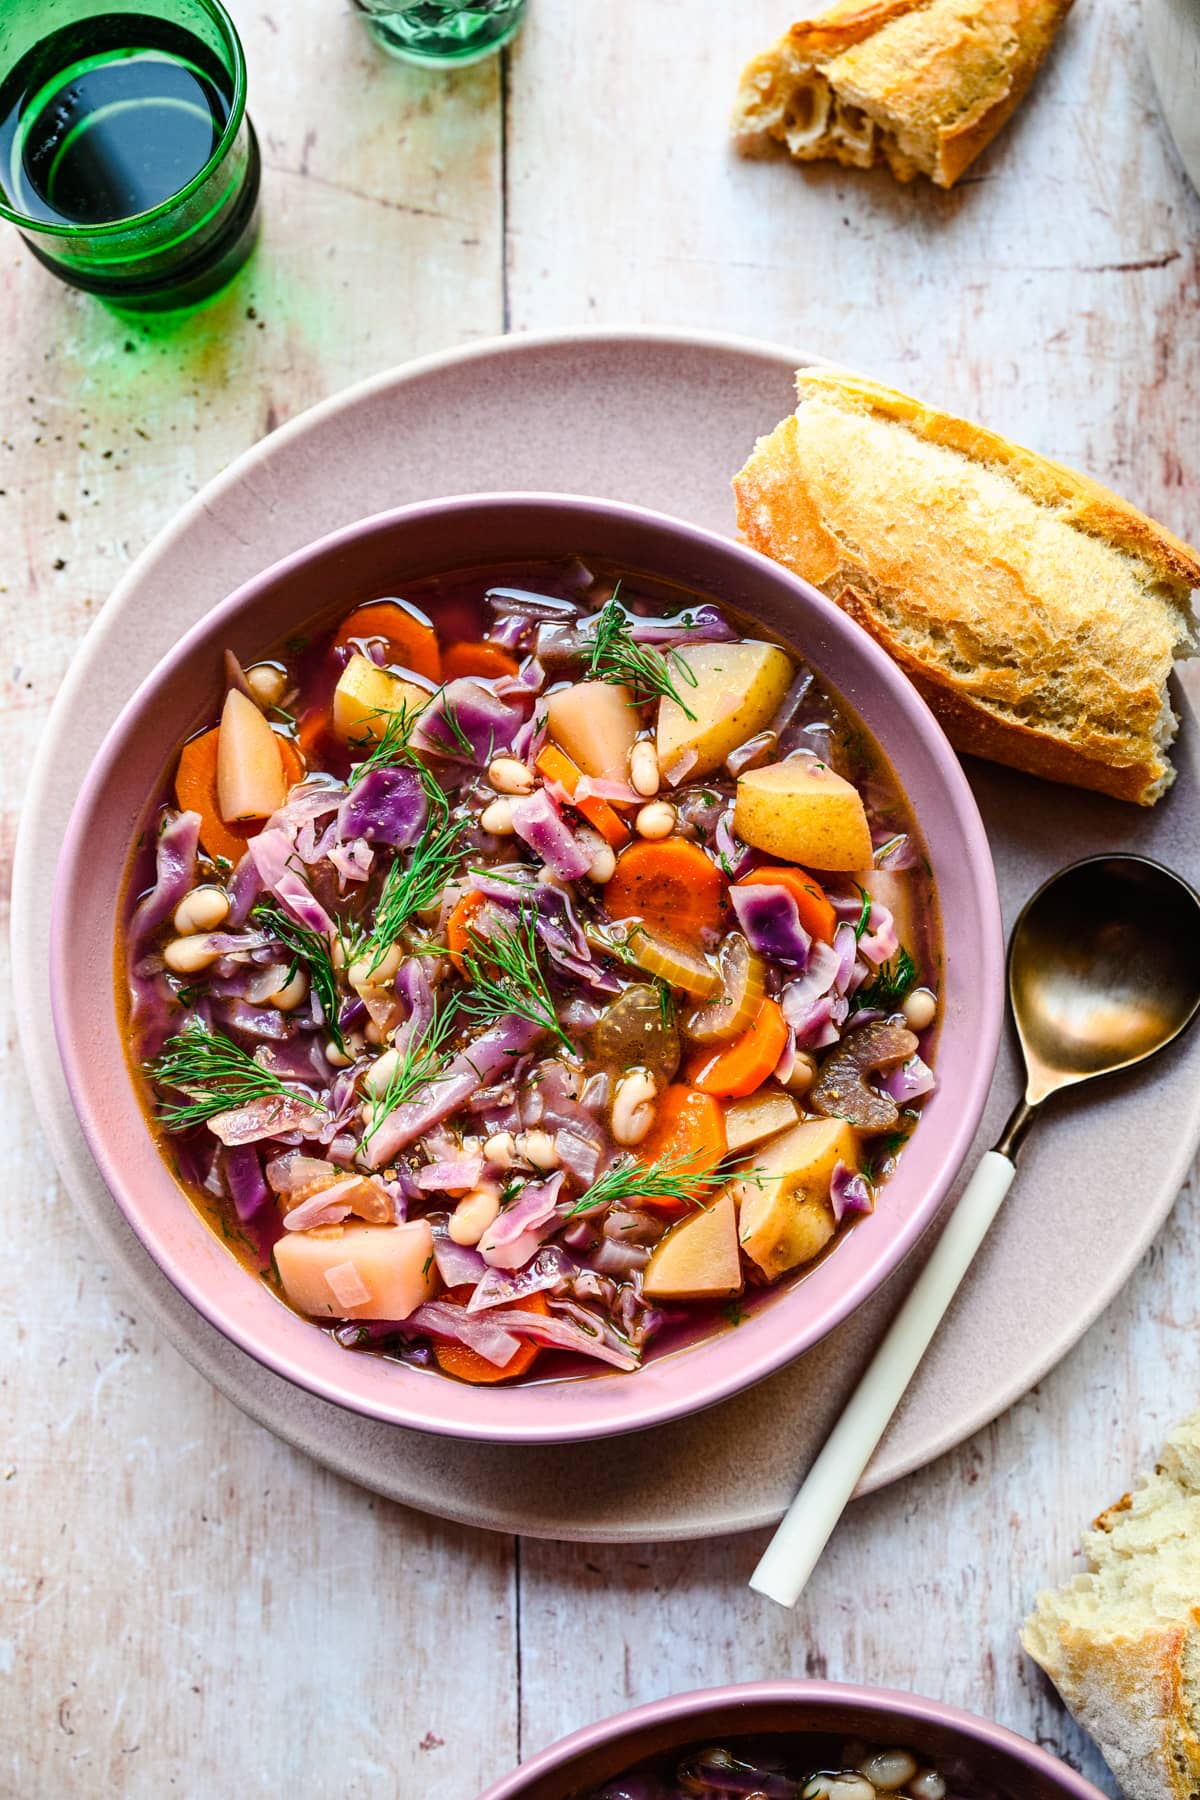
[732,0,1074,189]
[733,368,1200,805]
[1022,1413,1200,1800]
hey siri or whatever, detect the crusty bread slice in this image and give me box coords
[732,0,1074,188]
[1022,1413,1200,1800]
[732,368,1200,805]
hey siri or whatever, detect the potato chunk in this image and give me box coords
[274,1219,437,1320]
[217,687,286,822]
[332,653,430,746]
[733,1117,859,1280]
[657,641,793,779]
[723,1088,800,1153]
[545,681,639,783]
[734,759,872,870]
[643,1191,743,1300]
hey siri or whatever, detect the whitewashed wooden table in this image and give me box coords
[3,3,1198,1795]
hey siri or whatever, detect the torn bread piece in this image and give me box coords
[733,368,1200,805]
[732,0,1074,188]
[1022,1412,1200,1800]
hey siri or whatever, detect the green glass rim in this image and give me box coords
[0,0,249,236]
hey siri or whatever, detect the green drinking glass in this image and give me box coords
[0,0,260,314]
[351,0,528,68]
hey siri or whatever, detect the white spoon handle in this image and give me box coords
[749,1149,1017,1608]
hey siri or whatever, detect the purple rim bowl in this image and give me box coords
[50,494,1003,1445]
[475,1681,1107,1800]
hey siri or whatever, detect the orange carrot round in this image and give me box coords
[634,1084,727,1216]
[687,998,788,1098]
[175,727,303,868]
[605,838,728,944]
[739,866,837,946]
[442,640,520,682]
[446,890,487,974]
[535,743,630,849]
[433,1287,548,1384]
[332,601,442,683]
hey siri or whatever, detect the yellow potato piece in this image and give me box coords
[643,1191,744,1301]
[734,1116,859,1281]
[722,1087,800,1153]
[217,687,286,822]
[734,759,873,871]
[545,681,639,783]
[657,641,793,780]
[274,1219,437,1320]
[332,652,430,747]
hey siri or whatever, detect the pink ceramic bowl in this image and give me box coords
[477,1681,1107,1799]
[51,494,1003,1444]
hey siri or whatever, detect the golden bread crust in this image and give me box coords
[732,378,1199,806]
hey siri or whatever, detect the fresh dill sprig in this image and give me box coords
[419,686,477,760]
[365,776,470,974]
[852,882,872,943]
[362,1003,461,1143]
[457,907,572,1048]
[147,1024,320,1131]
[348,698,423,787]
[566,1150,726,1218]
[655,980,676,1032]
[851,945,917,1014]
[588,597,698,720]
[253,901,347,1052]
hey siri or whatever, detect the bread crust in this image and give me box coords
[732,0,1075,187]
[732,373,1200,806]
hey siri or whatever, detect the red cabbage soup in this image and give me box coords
[577,1734,983,1798]
[120,559,940,1388]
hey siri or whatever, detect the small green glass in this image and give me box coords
[352,0,528,69]
[0,0,260,314]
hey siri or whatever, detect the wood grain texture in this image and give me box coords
[3,0,1198,1794]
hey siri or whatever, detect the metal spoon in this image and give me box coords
[751,854,1200,1608]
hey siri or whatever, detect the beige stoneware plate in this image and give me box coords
[15,329,1200,1540]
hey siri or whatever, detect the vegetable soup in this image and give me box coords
[120,559,939,1386]
[577,1734,985,1798]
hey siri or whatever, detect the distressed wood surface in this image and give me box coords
[3,1,1198,1795]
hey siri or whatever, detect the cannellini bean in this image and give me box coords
[364,1019,386,1046]
[268,968,309,1011]
[448,1184,502,1246]
[780,1049,818,1095]
[325,1040,353,1068]
[588,843,617,884]
[828,1779,876,1800]
[909,1774,947,1799]
[518,1129,560,1171]
[246,663,287,708]
[635,800,676,840]
[629,739,660,797]
[348,942,402,988]
[487,756,534,795]
[172,884,229,935]
[480,797,515,835]
[611,1068,658,1146]
[903,986,937,1031]
[859,1750,917,1791]
[163,933,222,974]
[363,1048,400,1098]
[484,1131,518,1169]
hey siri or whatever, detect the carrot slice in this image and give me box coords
[442,640,520,682]
[605,838,728,945]
[296,703,333,767]
[687,998,788,1098]
[446,890,487,975]
[433,1286,549,1385]
[332,601,442,683]
[634,1085,728,1217]
[535,743,630,849]
[175,727,303,868]
[740,865,837,946]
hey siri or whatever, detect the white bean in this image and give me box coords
[828,1779,876,1800]
[246,663,287,708]
[172,884,229,935]
[635,800,676,840]
[859,1751,917,1791]
[325,1040,353,1068]
[363,1048,400,1098]
[487,756,534,795]
[348,942,402,988]
[518,1129,560,1171]
[903,986,937,1031]
[611,1069,658,1146]
[364,1019,386,1046]
[909,1774,947,1799]
[480,797,516,835]
[268,968,309,1011]
[448,1184,502,1246]
[484,1131,518,1169]
[163,933,222,974]
[588,843,617,884]
[629,739,660,797]
[780,1049,818,1095]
